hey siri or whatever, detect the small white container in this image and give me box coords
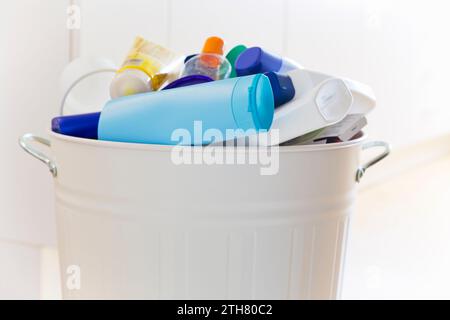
[20,131,389,300]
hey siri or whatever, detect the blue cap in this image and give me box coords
[235,47,283,76]
[162,75,213,90]
[264,72,296,108]
[52,112,100,139]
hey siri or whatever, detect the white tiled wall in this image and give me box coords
[285,0,450,149]
[168,0,286,54]
[1,0,68,248]
[74,0,450,148]
[0,241,40,299]
[0,0,69,299]
[76,0,170,63]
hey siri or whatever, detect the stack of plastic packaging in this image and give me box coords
[52,35,376,146]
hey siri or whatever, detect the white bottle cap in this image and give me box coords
[109,69,152,99]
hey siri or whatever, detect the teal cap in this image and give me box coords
[231,74,274,131]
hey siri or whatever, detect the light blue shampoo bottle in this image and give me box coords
[98,74,274,145]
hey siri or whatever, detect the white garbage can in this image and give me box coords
[20,131,389,299]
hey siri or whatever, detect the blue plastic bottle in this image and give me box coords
[52,112,100,140]
[52,75,214,140]
[98,74,274,145]
[235,47,299,77]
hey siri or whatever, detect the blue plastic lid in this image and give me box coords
[52,112,100,139]
[162,75,213,90]
[231,74,274,131]
[235,47,283,77]
[264,72,296,108]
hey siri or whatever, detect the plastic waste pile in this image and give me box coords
[52,36,376,146]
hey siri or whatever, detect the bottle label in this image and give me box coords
[118,36,178,78]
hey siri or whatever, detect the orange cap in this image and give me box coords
[201,36,224,55]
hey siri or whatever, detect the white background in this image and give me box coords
[1,0,450,298]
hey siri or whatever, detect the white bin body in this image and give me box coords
[50,132,363,300]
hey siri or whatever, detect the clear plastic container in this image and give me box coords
[181,53,231,80]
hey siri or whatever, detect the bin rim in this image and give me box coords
[48,130,367,153]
